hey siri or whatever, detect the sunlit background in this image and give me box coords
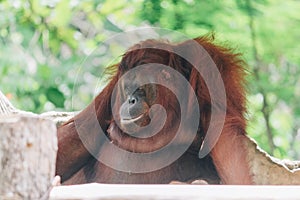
[0,0,300,159]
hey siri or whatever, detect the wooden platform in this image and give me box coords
[50,184,300,200]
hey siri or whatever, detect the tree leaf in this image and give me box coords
[46,87,65,108]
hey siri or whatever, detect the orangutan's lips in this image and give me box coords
[120,113,146,125]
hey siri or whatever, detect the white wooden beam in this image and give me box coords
[50,184,300,200]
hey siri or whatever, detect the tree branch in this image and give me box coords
[245,0,276,154]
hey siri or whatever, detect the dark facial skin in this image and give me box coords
[118,74,156,135]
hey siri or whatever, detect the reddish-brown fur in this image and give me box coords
[55,35,252,185]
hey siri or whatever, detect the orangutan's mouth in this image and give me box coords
[120,113,147,125]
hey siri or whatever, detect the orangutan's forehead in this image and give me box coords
[119,47,173,72]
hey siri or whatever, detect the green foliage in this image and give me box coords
[0,0,300,159]
[141,0,162,25]
[45,87,65,108]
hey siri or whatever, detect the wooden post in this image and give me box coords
[0,116,57,200]
[0,90,58,199]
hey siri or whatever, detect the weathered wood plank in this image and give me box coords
[50,184,300,200]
